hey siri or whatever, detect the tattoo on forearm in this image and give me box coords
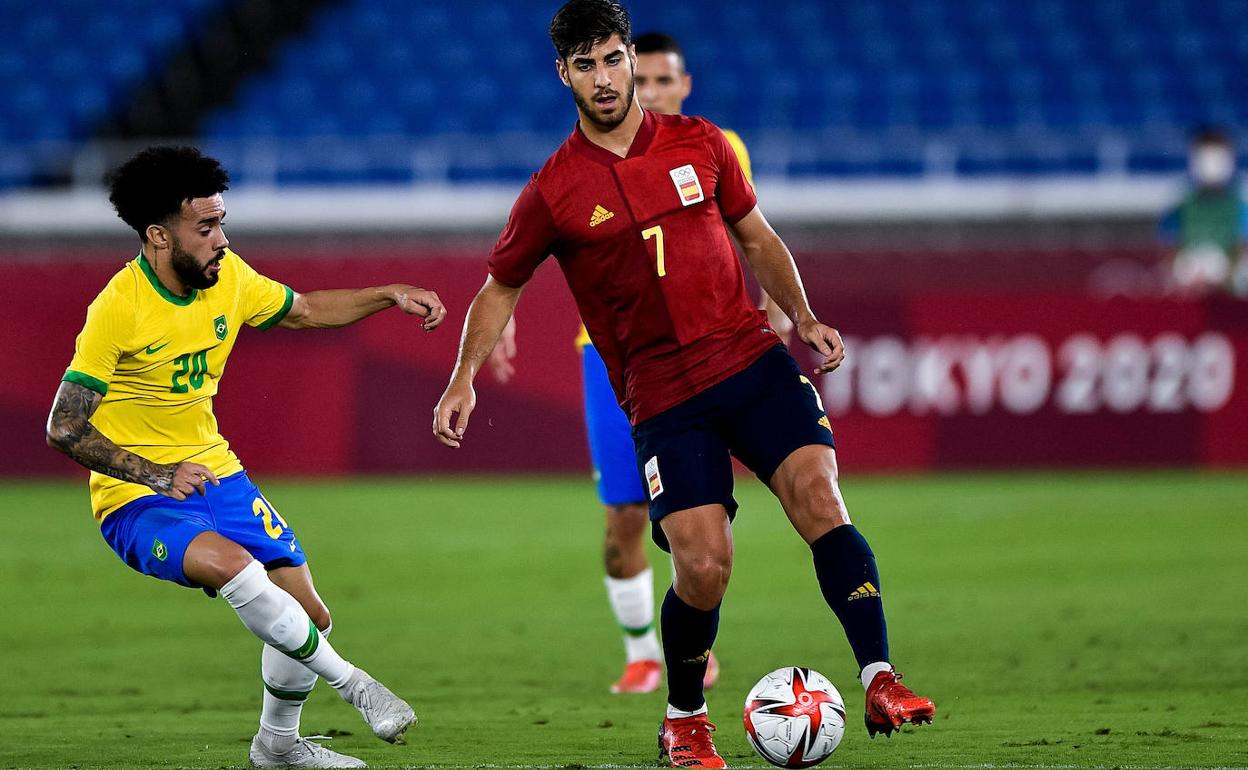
[48,383,173,492]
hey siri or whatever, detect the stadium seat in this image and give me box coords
[3,0,1245,187]
[0,0,218,188]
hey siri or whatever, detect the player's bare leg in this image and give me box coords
[605,504,650,579]
[604,503,663,693]
[656,506,730,769]
[183,533,415,756]
[770,445,934,736]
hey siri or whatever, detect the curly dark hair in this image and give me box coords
[107,145,230,239]
[549,0,631,60]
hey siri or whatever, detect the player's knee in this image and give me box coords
[202,550,259,591]
[788,463,849,516]
[678,552,732,604]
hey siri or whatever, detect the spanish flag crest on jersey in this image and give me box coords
[669,164,704,206]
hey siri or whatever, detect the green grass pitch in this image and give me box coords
[1,471,1245,769]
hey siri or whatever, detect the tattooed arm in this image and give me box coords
[45,381,219,501]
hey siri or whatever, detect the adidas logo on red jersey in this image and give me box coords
[589,204,615,227]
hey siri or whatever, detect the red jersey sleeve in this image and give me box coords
[488,181,559,288]
[707,123,758,224]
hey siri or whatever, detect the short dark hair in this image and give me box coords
[1188,125,1228,149]
[633,32,683,62]
[549,0,631,60]
[107,145,230,239]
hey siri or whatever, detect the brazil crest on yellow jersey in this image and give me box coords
[63,249,293,521]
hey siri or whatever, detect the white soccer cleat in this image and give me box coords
[340,669,417,743]
[248,734,367,769]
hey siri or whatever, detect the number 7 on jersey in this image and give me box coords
[643,225,665,277]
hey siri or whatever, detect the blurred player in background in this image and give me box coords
[437,2,934,766]
[488,30,791,697]
[46,146,437,769]
[1160,126,1248,296]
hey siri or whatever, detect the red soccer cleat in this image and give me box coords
[611,660,662,694]
[702,652,720,690]
[658,714,726,768]
[864,669,935,737]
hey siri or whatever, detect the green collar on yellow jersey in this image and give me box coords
[137,252,197,306]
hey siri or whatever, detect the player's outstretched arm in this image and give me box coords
[279,284,446,330]
[730,207,845,374]
[45,381,219,500]
[433,277,523,448]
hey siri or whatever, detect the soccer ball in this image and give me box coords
[743,667,846,768]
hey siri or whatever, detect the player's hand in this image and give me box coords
[433,378,476,448]
[389,285,446,331]
[798,321,846,374]
[157,461,220,500]
[488,316,518,384]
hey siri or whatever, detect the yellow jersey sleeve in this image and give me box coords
[720,129,754,187]
[228,250,294,330]
[64,286,135,395]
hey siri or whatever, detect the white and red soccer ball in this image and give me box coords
[743,667,846,768]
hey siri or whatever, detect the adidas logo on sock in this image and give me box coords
[847,581,880,601]
[682,648,712,664]
[589,204,615,227]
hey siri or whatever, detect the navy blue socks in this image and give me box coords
[661,587,720,711]
[811,524,890,669]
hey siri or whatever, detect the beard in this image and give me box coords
[574,76,635,131]
[171,240,222,290]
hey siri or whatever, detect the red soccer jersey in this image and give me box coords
[489,110,779,424]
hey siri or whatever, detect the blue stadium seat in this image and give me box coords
[4,0,1247,187]
[0,0,217,188]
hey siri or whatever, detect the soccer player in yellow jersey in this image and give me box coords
[46,146,444,769]
[488,32,791,695]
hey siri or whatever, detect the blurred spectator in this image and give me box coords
[1159,127,1248,296]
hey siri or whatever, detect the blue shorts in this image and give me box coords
[631,345,836,551]
[582,343,648,507]
[99,471,306,591]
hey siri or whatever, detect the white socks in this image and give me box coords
[666,702,708,719]
[221,561,355,689]
[605,568,662,662]
[257,624,333,754]
[860,661,894,690]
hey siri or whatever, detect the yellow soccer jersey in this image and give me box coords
[576,127,754,349]
[62,249,293,521]
[720,129,754,188]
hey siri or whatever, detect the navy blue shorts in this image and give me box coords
[582,343,648,506]
[99,471,306,591]
[631,345,836,551]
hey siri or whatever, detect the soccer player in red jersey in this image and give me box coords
[486,31,785,697]
[434,1,935,766]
